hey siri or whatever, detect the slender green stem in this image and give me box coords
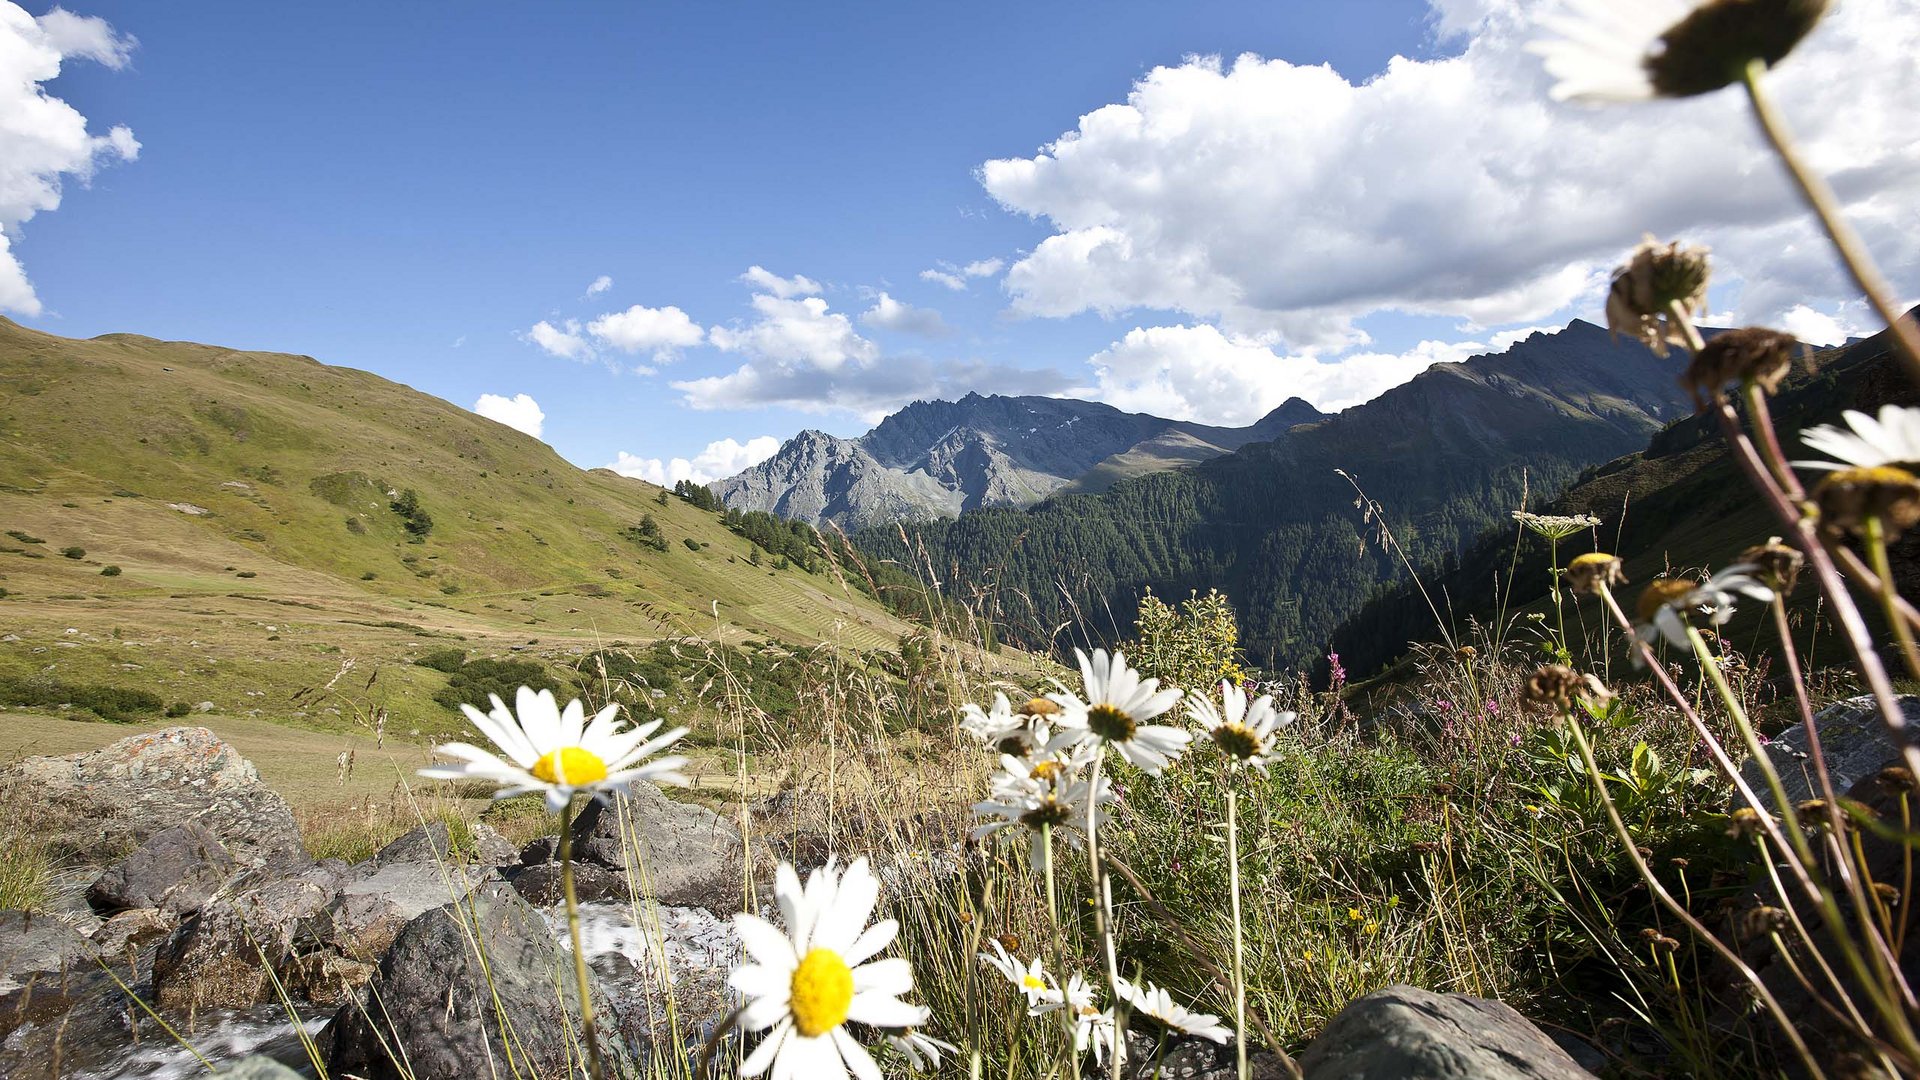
[1550,537,1566,656]
[1562,718,1827,1080]
[1226,785,1248,1080]
[1041,823,1081,1080]
[1686,627,1920,1061]
[1741,60,1920,382]
[1865,515,1920,680]
[1085,751,1123,1079]
[559,797,607,1080]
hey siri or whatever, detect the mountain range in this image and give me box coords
[713,393,1326,530]
[849,318,1709,672]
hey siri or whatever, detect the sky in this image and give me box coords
[6,0,1918,486]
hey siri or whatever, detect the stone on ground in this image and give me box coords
[85,821,237,914]
[1297,984,1594,1079]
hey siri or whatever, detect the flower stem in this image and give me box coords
[1561,717,1827,1080]
[1741,59,1920,383]
[559,797,607,1080]
[1084,752,1124,1079]
[1041,823,1081,1080]
[1865,515,1920,680]
[1226,785,1248,1080]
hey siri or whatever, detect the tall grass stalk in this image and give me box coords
[557,796,607,1080]
[1225,785,1248,1080]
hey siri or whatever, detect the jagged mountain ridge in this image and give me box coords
[713,392,1326,530]
[853,318,1705,671]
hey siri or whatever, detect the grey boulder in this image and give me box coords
[5,727,304,868]
[1298,985,1594,1080]
[327,881,594,1080]
[565,783,743,911]
[85,821,237,914]
[0,911,92,991]
[151,861,344,1011]
[1740,693,1919,810]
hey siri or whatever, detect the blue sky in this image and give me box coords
[7,1,1917,484]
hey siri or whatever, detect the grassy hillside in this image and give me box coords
[0,316,925,758]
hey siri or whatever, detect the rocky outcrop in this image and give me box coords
[1297,985,1594,1079]
[713,393,1325,530]
[86,821,237,914]
[1740,693,1920,809]
[0,912,93,993]
[5,727,304,868]
[150,860,346,1011]
[553,782,744,912]
[316,824,504,963]
[327,882,589,1080]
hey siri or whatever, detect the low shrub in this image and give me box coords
[0,675,165,721]
[100,565,122,576]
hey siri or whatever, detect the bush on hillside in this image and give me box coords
[0,676,165,722]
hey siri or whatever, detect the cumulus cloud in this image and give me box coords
[1084,323,1558,425]
[0,4,140,315]
[586,303,704,360]
[526,319,591,360]
[740,265,822,299]
[607,435,783,487]
[920,258,1005,291]
[709,292,877,370]
[472,392,546,438]
[981,0,1920,347]
[585,274,612,296]
[860,291,950,337]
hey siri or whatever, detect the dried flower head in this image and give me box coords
[1604,236,1711,356]
[1872,882,1901,907]
[1738,537,1803,594]
[1814,465,1920,540]
[1639,928,1681,954]
[1871,766,1917,793]
[1726,806,1767,839]
[1683,327,1798,410]
[1512,510,1601,542]
[1567,552,1627,595]
[1525,664,1589,712]
[1737,905,1791,941]
[1531,0,1832,103]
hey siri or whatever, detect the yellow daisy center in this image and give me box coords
[1086,703,1137,742]
[1022,972,1047,991]
[790,947,854,1038]
[1029,759,1065,782]
[530,746,608,786]
[1212,722,1262,760]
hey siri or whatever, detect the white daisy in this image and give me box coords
[978,939,1061,1010]
[1054,649,1191,775]
[1796,405,1920,471]
[1114,977,1232,1044]
[961,692,1025,747]
[1529,0,1830,104]
[881,1012,957,1073]
[970,739,1112,870]
[1633,565,1775,650]
[418,686,688,812]
[729,857,923,1080]
[1035,973,1118,1065]
[1187,682,1293,773]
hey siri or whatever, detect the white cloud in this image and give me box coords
[981,0,1920,347]
[585,274,612,296]
[1775,303,1859,348]
[472,392,546,438]
[526,318,590,360]
[709,292,877,370]
[1084,323,1518,425]
[0,4,140,315]
[607,435,783,487]
[860,291,950,337]
[740,265,822,299]
[586,303,704,360]
[919,258,1005,292]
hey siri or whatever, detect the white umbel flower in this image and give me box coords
[1054,648,1190,774]
[978,939,1061,1009]
[730,858,923,1080]
[419,687,688,812]
[1115,977,1232,1044]
[1188,682,1293,773]
[1797,405,1920,471]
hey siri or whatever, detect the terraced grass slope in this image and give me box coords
[0,316,918,750]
